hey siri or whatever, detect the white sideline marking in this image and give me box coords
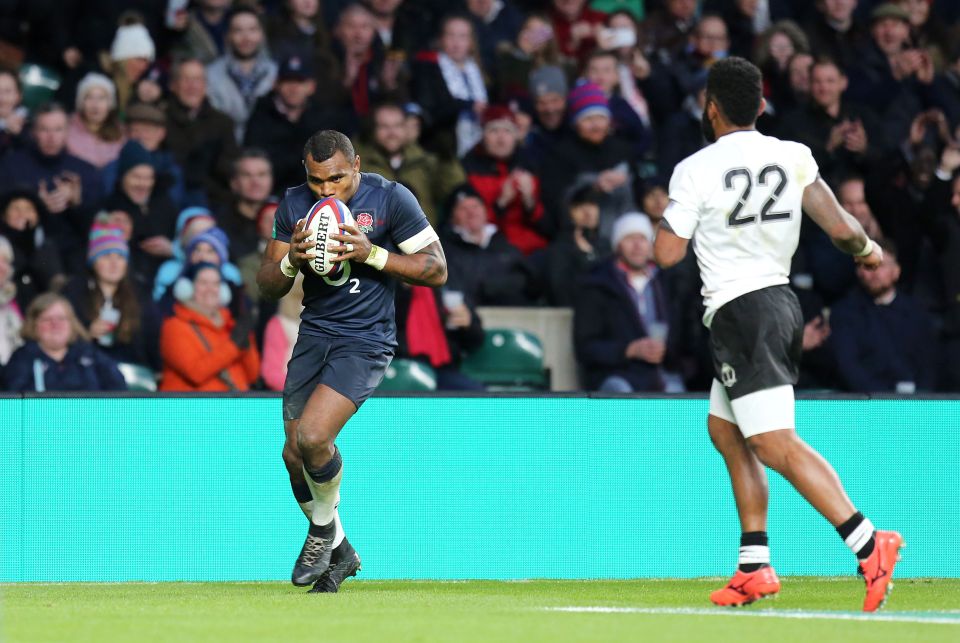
[544,607,960,625]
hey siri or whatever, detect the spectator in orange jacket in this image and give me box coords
[159,262,259,391]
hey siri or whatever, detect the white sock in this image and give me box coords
[332,510,345,548]
[298,500,314,520]
[303,464,342,526]
[844,518,875,557]
[303,496,344,547]
[739,545,770,567]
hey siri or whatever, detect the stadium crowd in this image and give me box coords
[0,0,958,393]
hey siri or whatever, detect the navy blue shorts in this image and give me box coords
[282,334,393,420]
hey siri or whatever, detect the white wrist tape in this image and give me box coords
[279,254,299,278]
[855,239,874,257]
[364,244,388,271]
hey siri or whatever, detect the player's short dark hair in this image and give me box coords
[706,57,762,127]
[303,130,356,163]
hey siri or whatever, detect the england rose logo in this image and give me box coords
[356,212,374,234]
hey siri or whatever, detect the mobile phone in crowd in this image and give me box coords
[98,303,121,347]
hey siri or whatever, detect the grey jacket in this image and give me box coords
[205,51,277,143]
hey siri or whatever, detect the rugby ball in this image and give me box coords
[304,198,355,277]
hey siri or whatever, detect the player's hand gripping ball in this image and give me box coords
[303,198,355,277]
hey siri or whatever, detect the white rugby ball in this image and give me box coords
[304,198,355,277]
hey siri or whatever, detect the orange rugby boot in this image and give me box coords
[859,530,904,612]
[710,566,781,607]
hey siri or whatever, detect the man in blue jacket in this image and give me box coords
[0,103,103,272]
[574,212,678,392]
[830,241,938,392]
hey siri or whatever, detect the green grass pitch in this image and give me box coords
[3,578,959,642]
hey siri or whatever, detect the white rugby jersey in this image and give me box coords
[663,130,818,326]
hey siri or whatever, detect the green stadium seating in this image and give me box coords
[18,63,61,110]
[461,328,548,390]
[117,362,158,392]
[590,0,644,20]
[378,358,437,391]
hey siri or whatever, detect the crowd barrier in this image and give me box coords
[2,393,957,581]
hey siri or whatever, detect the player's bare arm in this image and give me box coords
[257,218,313,300]
[331,223,448,287]
[653,218,689,268]
[392,241,448,287]
[802,177,882,269]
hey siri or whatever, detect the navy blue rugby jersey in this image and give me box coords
[273,173,439,347]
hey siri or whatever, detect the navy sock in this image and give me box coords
[292,479,312,503]
[306,446,342,484]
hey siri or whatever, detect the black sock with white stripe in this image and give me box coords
[837,512,876,560]
[738,531,770,573]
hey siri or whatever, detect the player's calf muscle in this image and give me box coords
[282,443,302,472]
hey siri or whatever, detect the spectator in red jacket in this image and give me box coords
[463,105,547,255]
[549,0,607,66]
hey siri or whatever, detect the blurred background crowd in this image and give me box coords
[0,0,958,394]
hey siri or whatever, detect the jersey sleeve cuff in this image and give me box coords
[397,225,439,255]
[662,205,697,239]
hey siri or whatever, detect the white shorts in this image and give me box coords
[709,379,795,438]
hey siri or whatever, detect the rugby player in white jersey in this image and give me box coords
[653,57,903,612]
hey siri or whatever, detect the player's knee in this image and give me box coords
[296,428,335,458]
[747,430,797,470]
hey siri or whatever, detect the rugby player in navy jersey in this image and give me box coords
[257,130,447,592]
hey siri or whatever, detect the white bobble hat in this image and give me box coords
[75,72,117,111]
[611,212,655,251]
[110,23,156,62]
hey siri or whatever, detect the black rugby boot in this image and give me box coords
[308,537,362,593]
[291,520,336,586]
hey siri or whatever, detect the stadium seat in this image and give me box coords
[591,0,644,20]
[461,328,548,390]
[378,359,437,391]
[18,63,61,110]
[117,362,158,392]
